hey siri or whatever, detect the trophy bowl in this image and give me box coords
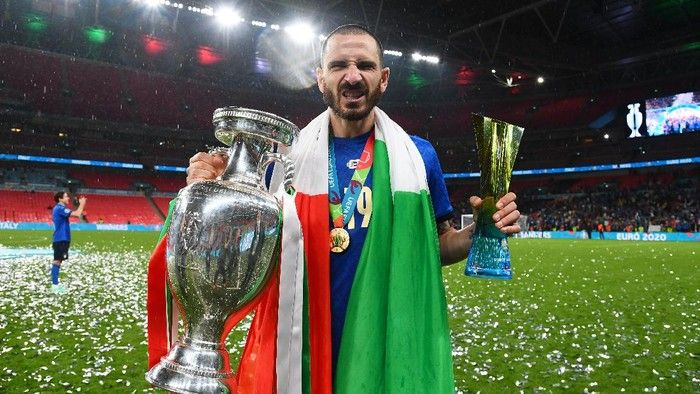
[145,107,298,393]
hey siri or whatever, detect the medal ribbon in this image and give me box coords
[328,131,375,229]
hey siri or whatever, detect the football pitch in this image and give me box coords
[0,230,698,393]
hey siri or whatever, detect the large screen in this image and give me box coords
[644,91,700,136]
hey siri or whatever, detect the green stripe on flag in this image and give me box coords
[335,139,454,393]
[158,198,178,241]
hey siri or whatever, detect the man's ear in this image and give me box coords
[379,67,390,93]
[316,67,325,93]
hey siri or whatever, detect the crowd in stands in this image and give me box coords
[450,173,699,233]
[521,186,698,233]
[661,115,700,135]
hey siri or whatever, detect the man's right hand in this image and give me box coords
[78,196,87,205]
[186,152,227,185]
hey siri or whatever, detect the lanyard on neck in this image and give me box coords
[328,132,375,229]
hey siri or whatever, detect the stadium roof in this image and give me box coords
[13,0,696,104]
[195,0,700,99]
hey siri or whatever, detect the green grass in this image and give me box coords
[0,232,699,393]
[444,239,700,393]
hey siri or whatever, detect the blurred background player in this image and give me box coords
[51,192,87,294]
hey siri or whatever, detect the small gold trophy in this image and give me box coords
[465,114,524,279]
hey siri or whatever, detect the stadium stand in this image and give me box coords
[449,169,699,233]
[152,196,174,216]
[69,171,136,190]
[81,194,164,225]
[0,188,169,225]
[0,10,697,233]
[142,176,186,193]
[2,190,55,223]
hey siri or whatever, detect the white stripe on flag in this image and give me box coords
[276,190,304,394]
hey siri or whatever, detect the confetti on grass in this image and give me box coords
[0,243,250,392]
[443,240,700,392]
[1,238,699,392]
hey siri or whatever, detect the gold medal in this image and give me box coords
[330,228,350,253]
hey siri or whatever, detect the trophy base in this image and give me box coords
[145,338,236,394]
[465,230,512,280]
[464,266,512,280]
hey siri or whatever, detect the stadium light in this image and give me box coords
[215,6,241,27]
[143,35,168,56]
[411,52,439,64]
[284,22,314,44]
[604,133,610,140]
[136,1,456,63]
[83,25,112,44]
[491,68,496,74]
[537,76,544,83]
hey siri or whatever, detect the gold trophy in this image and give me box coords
[465,114,524,279]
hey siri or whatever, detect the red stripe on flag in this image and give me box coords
[146,235,169,369]
[296,192,333,394]
[356,132,375,170]
[147,233,280,391]
[235,271,280,393]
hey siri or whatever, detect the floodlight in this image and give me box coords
[215,7,241,27]
[145,0,161,8]
[411,52,439,64]
[284,22,314,44]
[383,49,402,57]
[537,76,544,83]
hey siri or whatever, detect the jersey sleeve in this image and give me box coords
[61,207,72,218]
[410,135,454,223]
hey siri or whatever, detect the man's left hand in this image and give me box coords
[469,192,521,234]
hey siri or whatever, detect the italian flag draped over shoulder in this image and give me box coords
[147,107,454,393]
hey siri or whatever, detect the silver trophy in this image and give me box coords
[145,107,298,393]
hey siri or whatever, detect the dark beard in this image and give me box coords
[322,82,382,121]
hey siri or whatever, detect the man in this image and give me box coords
[51,191,86,294]
[183,24,520,392]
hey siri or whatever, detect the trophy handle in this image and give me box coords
[258,152,295,193]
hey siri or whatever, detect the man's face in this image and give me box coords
[60,193,70,205]
[317,33,390,121]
